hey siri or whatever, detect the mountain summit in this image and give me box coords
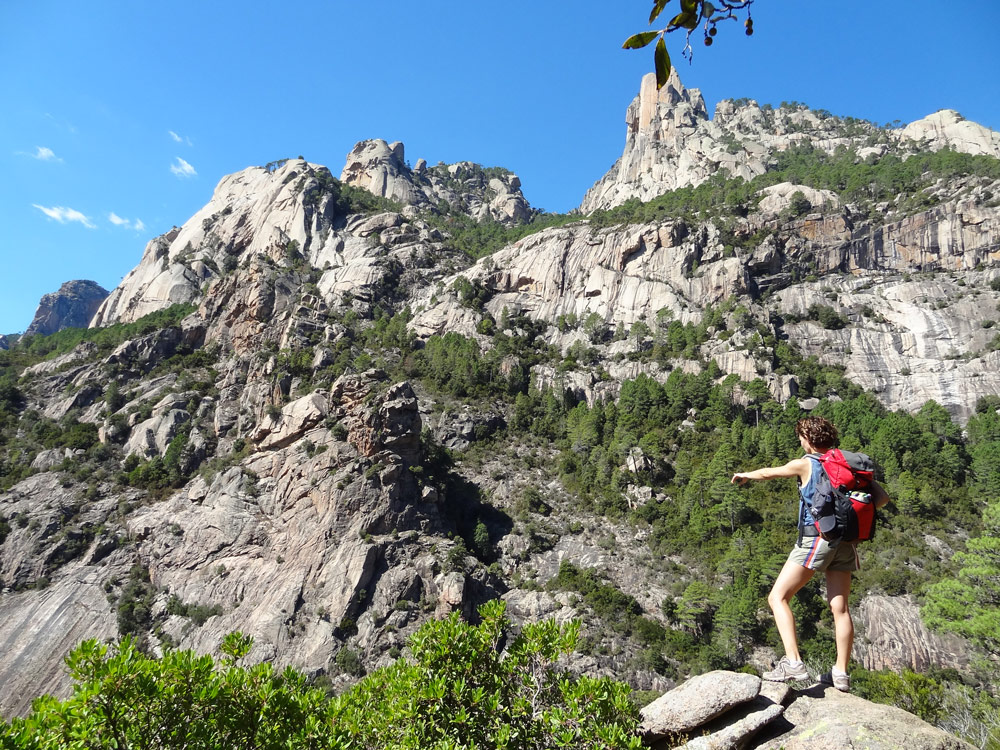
[581,70,1000,212]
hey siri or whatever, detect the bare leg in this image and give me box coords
[825,569,854,672]
[767,558,815,661]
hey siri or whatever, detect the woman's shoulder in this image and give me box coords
[789,455,816,482]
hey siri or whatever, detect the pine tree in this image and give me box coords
[922,498,1000,656]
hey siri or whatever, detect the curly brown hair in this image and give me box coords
[795,416,838,452]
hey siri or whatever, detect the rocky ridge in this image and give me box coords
[340,139,532,225]
[581,70,1000,213]
[92,157,469,329]
[24,280,109,337]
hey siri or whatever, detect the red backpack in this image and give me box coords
[809,449,876,543]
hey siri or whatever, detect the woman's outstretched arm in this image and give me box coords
[731,457,812,486]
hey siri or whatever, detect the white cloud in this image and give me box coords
[33,204,96,229]
[170,157,197,178]
[33,146,61,162]
[169,130,183,143]
[108,212,146,231]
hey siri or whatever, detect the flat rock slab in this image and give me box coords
[755,686,975,750]
[641,670,761,737]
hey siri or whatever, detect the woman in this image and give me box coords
[730,416,890,692]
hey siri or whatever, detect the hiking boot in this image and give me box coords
[819,670,851,692]
[762,656,809,682]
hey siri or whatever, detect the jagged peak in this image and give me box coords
[581,73,1000,213]
[340,138,532,225]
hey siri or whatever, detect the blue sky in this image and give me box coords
[2,1,998,334]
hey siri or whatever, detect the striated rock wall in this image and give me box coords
[410,185,1000,419]
[410,219,745,339]
[855,594,969,673]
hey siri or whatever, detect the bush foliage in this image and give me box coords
[0,601,641,750]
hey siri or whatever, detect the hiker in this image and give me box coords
[730,416,890,692]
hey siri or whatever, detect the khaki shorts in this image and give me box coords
[788,535,859,572]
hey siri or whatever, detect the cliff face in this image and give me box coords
[24,280,109,336]
[413,182,1000,421]
[0,362,497,716]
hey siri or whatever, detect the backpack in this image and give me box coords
[807,449,877,543]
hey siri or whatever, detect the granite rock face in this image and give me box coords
[24,280,109,336]
[855,594,970,673]
[410,183,1000,419]
[901,109,1000,158]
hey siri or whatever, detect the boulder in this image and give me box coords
[640,670,761,737]
[757,182,841,216]
[254,391,328,451]
[30,448,77,472]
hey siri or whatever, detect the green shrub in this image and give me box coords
[0,601,641,749]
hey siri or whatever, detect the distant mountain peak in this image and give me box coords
[24,280,109,336]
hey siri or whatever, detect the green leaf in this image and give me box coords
[667,11,698,30]
[649,0,671,24]
[654,38,671,90]
[681,0,698,14]
[622,31,659,50]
